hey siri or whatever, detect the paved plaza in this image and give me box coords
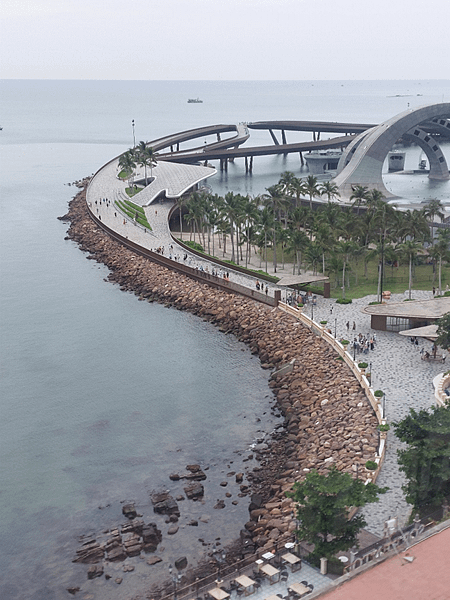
[87,167,447,539]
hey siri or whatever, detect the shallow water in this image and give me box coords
[1,79,450,598]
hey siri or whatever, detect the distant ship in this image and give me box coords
[187,98,203,103]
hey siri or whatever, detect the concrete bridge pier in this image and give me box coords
[299,152,304,166]
[245,156,253,173]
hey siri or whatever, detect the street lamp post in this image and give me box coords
[383,394,386,420]
[369,362,372,386]
[132,119,136,148]
[334,318,337,338]
[168,565,181,600]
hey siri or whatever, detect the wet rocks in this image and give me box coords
[87,565,104,579]
[151,491,180,517]
[122,503,137,519]
[184,482,204,500]
[73,540,105,564]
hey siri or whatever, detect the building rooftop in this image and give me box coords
[318,524,450,600]
[362,297,450,320]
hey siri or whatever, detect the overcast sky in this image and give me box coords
[1,0,449,80]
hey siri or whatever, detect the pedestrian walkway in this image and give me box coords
[87,159,282,296]
[86,166,445,538]
[307,289,446,536]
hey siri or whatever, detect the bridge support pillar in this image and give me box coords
[299,152,304,166]
[282,130,287,144]
[249,156,253,173]
[269,129,280,145]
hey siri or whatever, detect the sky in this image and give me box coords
[1,0,449,80]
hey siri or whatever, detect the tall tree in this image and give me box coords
[423,199,445,246]
[394,402,450,509]
[263,184,287,273]
[399,239,421,300]
[319,180,340,203]
[350,185,370,215]
[287,466,387,561]
[303,175,321,211]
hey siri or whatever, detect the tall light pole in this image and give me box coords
[369,362,372,386]
[168,564,181,600]
[132,119,136,148]
[383,394,386,420]
[334,317,337,338]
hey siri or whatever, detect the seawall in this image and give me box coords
[61,186,379,567]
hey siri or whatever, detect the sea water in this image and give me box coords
[1,79,450,599]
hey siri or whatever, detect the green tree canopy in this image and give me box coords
[394,402,450,509]
[287,466,388,560]
[436,313,450,350]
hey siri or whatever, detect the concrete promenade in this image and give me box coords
[86,165,445,539]
[305,289,445,536]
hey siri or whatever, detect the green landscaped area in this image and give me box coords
[115,199,152,230]
[173,173,450,302]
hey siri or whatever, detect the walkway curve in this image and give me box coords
[333,102,450,199]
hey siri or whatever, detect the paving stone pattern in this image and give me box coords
[310,290,445,536]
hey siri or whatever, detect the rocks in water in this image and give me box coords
[167,524,179,535]
[123,533,142,557]
[184,482,204,500]
[65,188,380,561]
[175,556,188,570]
[147,555,162,565]
[73,540,104,564]
[122,503,137,519]
[151,491,180,517]
[214,499,225,509]
[67,587,80,595]
[87,565,104,579]
[142,523,162,551]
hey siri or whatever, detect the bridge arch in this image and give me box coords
[333,103,450,200]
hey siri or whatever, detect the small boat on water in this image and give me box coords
[187,98,203,103]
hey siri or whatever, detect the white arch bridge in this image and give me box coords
[333,102,450,200]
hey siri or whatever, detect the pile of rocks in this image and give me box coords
[63,189,379,558]
[73,516,162,565]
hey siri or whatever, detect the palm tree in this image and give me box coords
[278,171,297,197]
[286,229,309,275]
[289,177,306,209]
[350,185,370,215]
[337,240,357,299]
[222,192,242,264]
[263,184,288,273]
[258,206,274,273]
[423,199,445,246]
[319,181,340,203]
[118,149,137,188]
[434,228,450,295]
[399,239,422,300]
[303,175,321,210]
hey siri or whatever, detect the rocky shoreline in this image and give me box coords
[60,187,379,595]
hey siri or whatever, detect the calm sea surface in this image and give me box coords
[1,80,450,599]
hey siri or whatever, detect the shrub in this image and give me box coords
[336,298,352,304]
[378,423,390,432]
[358,362,368,369]
[182,240,205,252]
[320,320,328,325]
[374,390,384,398]
[365,460,378,471]
[368,301,382,305]
[341,339,350,345]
